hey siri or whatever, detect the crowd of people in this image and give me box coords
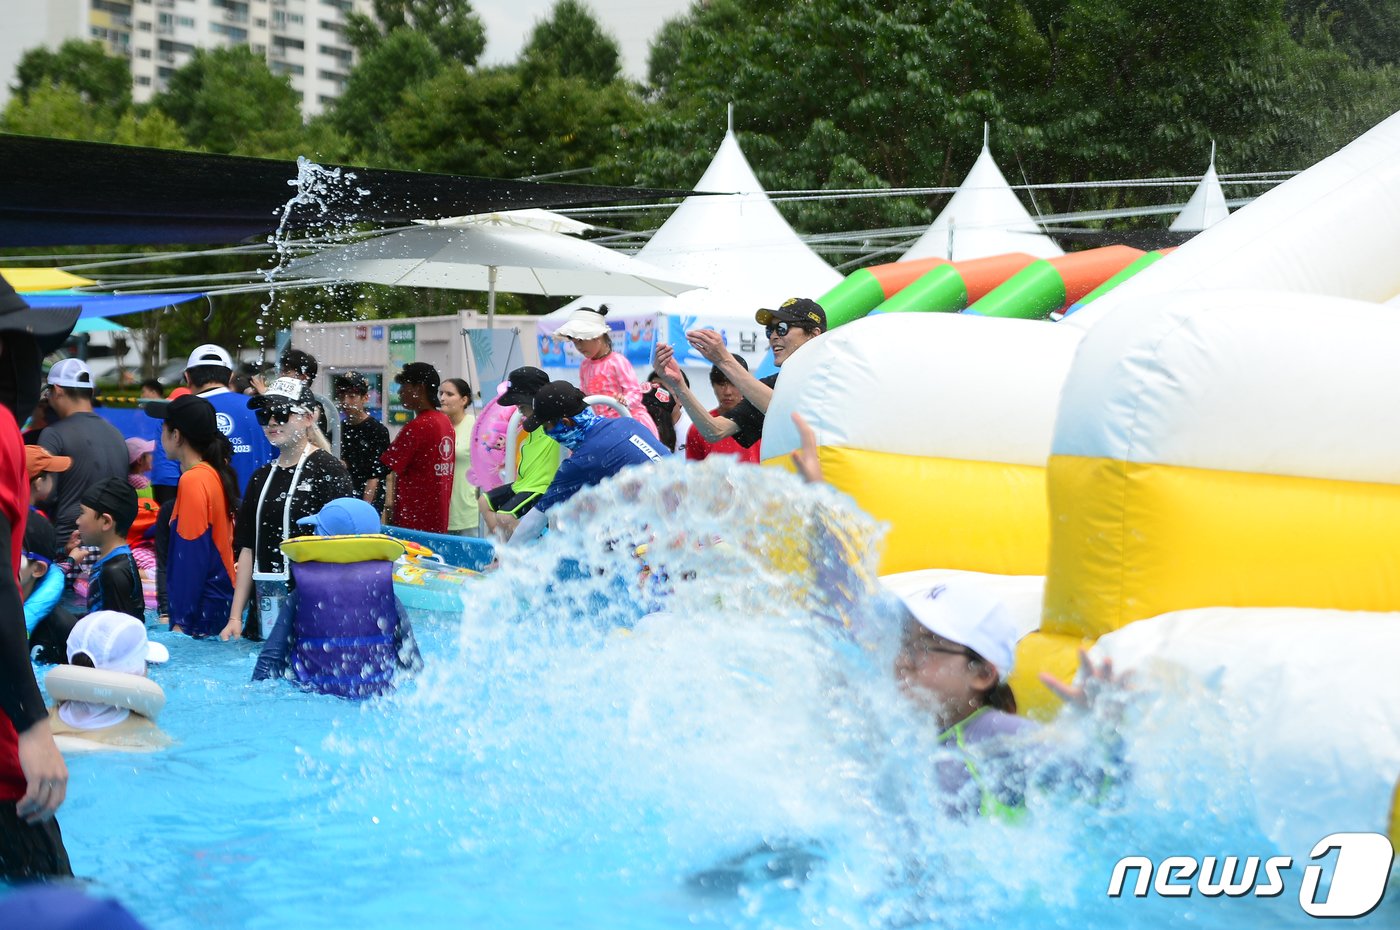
[3,278,1126,909]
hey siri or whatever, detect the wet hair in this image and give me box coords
[442,377,472,403]
[964,646,1018,715]
[640,383,678,452]
[709,355,748,386]
[57,384,95,403]
[71,652,95,669]
[185,364,230,389]
[279,348,318,381]
[140,378,163,394]
[181,427,239,518]
[647,367,689,388]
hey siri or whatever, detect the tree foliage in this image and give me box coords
[520,0,623,84]
[345,0,486,66]
[10,40,131,115]
[151,47,303,155]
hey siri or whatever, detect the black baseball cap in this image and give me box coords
[755,297,827,330]
[81,476,139,535]
[499,366,550,407]
[395,362,441,392]
[333,371,370,396]
[23,511,58,563]
[0,274,79,355]
[521,381,587,432]
[146,393,220,444]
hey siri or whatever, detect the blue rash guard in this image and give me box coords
[150,387,274,497]
[537,416,668,513]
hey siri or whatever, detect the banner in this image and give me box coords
[537,313,659,370]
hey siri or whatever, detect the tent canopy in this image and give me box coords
[20,290,205,319]
[901,129,1063,262]
[0,134,697,247]
[550,126,841,331]
[0,268,94,291]
[1170,144,1231,232]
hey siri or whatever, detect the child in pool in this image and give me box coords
[555,305,659,439]
[47,611,170,752]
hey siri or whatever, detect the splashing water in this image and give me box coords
[23,458,1399,928]
[256,157,370,350]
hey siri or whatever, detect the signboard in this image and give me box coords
[464,326,524,408]
[387,323,416,426]
[537,313,659,370]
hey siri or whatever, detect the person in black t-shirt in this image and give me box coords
[334,372,389,511]
[653,297,827,450]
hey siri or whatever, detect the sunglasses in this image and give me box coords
[255,407,295,426]
[765,321,806,338]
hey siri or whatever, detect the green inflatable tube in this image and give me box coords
[966,260,1067,320]
[818,269,889,329]
[1066,250,1167,314]
[871,265,970,315]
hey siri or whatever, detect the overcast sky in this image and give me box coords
[471,0,694,79]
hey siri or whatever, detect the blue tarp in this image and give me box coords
[21,291,204,319]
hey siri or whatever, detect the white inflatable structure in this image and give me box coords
[1070,110,1400,329]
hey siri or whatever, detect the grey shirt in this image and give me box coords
[39,411,130,544]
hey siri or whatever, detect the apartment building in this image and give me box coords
[5,0,370,117]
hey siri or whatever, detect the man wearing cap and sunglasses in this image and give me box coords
[653,297,826,452]
[37,357,129,552]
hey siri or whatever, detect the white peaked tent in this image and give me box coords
[551,120,841,323]
[901,127,1063,261]
[1169,143,1231,231]
[540,113,842,403]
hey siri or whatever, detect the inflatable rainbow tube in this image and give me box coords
[966,245,1143,319]
[870,252,1035,316]
[1061,248,1172,317]
[818,257,948,328]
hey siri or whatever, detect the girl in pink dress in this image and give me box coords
[555,305,659,438]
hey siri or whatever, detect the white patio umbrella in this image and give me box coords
[278,209,700,327]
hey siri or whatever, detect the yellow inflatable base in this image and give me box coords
[765,445,1050,577]
[1044,456,1400,638]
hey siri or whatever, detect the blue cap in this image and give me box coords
[296,497,381,537]
[0,886,149,930]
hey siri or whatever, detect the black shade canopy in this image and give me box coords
[0,134,692,247]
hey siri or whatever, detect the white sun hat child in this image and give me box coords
[890,581,1019,680]
[554,305,611,340]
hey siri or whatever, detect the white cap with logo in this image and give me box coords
[46,357,93,388]
[185,344,234,371]
[891,580,1020,680]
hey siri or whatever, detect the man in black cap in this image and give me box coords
[653,297,826,451]
[380,361,455,533]
[334,371,389,510]
[481,367,561,538]
[508,379,668,544]
[0,273,75,877]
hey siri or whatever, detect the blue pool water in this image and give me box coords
[10,459,1398,928]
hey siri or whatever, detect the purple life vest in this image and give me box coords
[288,558,398,699]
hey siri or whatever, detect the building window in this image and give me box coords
[318,44,352,62]
[136,75,152,86]
[210,23,249,40]
[177,16,195,27]
[321,0,352,11]
[137,47,152,58]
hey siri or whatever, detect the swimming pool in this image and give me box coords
[11,459,1398,928]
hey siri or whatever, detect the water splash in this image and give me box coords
[256,156,371,351]
[306,457,1395,929]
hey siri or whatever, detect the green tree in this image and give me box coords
[10,40,131,114]
[1,84,115,140]
[382,65,646,184]
[346,0,486,65]
[152,47,303,155]
[520,0,622,84]
[331,28,445,163]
